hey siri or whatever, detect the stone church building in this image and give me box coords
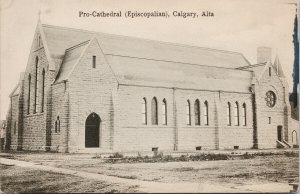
[4,21,299,153]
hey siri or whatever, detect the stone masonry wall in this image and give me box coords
[116,85,254,152]
[49,82,67,151]
[176,89,218,151]
[8,95,19,149]
[21,31,51,150]
[115,85,175,152]
[255,64,286,148]
[218,92,253,149]
[6,27,291,153]
[67,39,118,152]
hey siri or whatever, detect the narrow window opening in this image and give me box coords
[234,102,239,126]
[55,116,60,133]
[227,102,231,126]
[64,81,67,92]
[34,57,38,114]
[269,67,271,76]
[151,97,158,125]
[268,117,271,124]
[27,74,31,115]
[204,101,209,125]
[194,99,200,125]
[93,56,96,68]
[55,121,57,133]
[142,98,147,125]
[186,100,191,125]
[162,99,167,125]
[41,69,45,112]
[242,103,246,126]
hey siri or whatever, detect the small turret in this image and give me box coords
[273,54,285,77]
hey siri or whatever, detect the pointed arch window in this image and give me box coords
[204,101,209,125]
[242,103,246,126]
[151,97,158,125]
[34,57,38,114]
[27,74,31,115]
[41,69,45,112]
[227,102,231,126]
[142,98,147,125]
[162,99,167,125]
[194,99,200,125]
[186,100,191,125]
[234,102,239,126]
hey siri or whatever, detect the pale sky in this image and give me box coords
[0,0,297,119]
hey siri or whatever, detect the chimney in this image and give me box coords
[257,47,272,64]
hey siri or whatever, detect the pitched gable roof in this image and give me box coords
[107,55,253,92]
[42,23,253,92]
[42,24,250,68]
[54,40,90,83]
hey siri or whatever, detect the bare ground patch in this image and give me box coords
[0,164,139,193]
[1,150,298,192]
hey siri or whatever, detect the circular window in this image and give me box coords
[265,91,276,107]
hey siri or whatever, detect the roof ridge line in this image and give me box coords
[42,23,244,56]
[106,53,253,72]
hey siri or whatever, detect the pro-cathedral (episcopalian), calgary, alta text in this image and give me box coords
[78,10,214,18]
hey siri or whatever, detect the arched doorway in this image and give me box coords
[85,113,101,148]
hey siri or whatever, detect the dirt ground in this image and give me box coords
[0,164,138,193]
[0,150,298,193]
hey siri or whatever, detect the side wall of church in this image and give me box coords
[218,92,253,149]
[115,85,254,152]
[176,89,218,151]
[115,85,175,152]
